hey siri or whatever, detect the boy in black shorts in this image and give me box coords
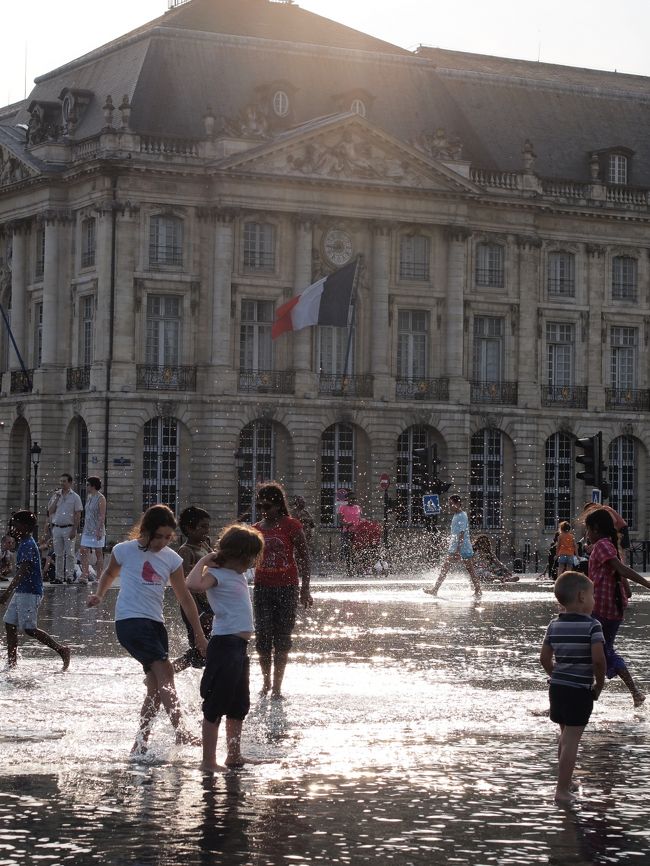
[540,570,606,804]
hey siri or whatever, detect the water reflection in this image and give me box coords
[0,574,648,864]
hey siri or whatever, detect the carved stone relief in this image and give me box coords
[0,146,32,187]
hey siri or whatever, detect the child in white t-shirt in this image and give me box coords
[186,523,264,771]
[88,504,208,755]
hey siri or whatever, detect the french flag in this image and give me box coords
[272,259,357,340]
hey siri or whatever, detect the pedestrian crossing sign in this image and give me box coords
[422,494,441,516]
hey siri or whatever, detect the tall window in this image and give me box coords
[81,217,96,269]
[612,256,637,301]
[33,302,43,368]
[145,295,181,366]
[240,300,273,371]
[473,316,504,382]
[149,215,183,269]
[143,417,179,511]
[544,433,573,530]
[318,326,352,375]
[608,154,628,185]
[608,436,636,529]
[79,295,94,367]
[321,423,355,525]
[610,326,637,391]
[237,420,275,522]
[396,426,432,525]
[74,417,89,506]
[243,222,275,270]
[547,251,575,297]
[397,310,427,379]
[546,322,574,388]
[399,235,430,281]
[475,242,504,288]
[470,428,503,529]
[35,227,45,279]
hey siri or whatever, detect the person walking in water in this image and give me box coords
[253,482,312,699]
[46,474,83,584]
[79,477,106,585]
[556,521,577,578]
[424,495,482,598]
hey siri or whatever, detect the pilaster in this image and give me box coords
[209,209,237,393]
[445,226,470,404]
[292,216,318,395]
[8,222,28,372]
[516,235,541,407]
[586,244,606,409]
[371,222,392,400]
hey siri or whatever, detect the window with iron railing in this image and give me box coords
[143,416,179,512]
[79,295,94,367]
[240,300,273,371]
[610,326,637,390]
[320,423,355,525]
[608,436,636,529]
[470,428,503,529]
[399,235,430,281]
[612,256,637,301]
[146,295,181,366]
[544,433,573,530]
[475,242,504,288]
[397,310,427,379]
[547,251,575,297]
[243,222,275,270]
[149,215,183,269]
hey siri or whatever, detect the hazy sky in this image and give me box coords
[3,0,650,107]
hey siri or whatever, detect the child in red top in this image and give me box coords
[585,508,650,707]
[253,481,311,698]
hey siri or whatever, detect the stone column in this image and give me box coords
[109,204,139,390]
[516,237,541,408]
[91,207,113,391]
[8,223,27,371]
[445,227,470,403]
[586,244,606,411]
[40,214,60,369]
[293,216,317,395]
[371,223,392,399]
[210,210,236,393]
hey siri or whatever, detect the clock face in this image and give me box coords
[323,229,353,267]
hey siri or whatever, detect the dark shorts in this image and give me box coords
[253,585,299,654]
[180,601,214,668]
[200,635,250,724]
[549,683,594,727]
[116,618,169,673]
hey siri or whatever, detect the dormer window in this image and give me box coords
[608,153,628,185]
[350,99,366,117]
[272,91,290,117]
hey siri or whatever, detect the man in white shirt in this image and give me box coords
[46,474,83,584]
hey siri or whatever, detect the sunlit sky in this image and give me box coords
[3,0,650,107]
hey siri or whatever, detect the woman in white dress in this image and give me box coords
[79,476,106,585]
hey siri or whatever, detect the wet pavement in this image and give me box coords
[1,572,649,865]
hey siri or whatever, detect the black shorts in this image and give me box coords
[253,585,299,654]
[200,635,250,724]
[549,683,594,727]
[116,618,169,673]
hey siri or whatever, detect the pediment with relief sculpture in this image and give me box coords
[216,114,479,193]
[0,144,38,188]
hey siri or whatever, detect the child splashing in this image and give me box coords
[186,523,264,770]
[88,505,208,754]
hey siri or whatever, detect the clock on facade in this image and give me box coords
[322,228,353,267]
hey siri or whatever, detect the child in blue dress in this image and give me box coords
[425,495,482,597]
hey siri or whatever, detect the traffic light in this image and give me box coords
[575,432,610,499]
[413,447,452,494]
[429,477,452,495]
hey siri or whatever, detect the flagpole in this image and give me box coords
[341,256,361,379]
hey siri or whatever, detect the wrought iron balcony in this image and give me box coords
[66,366,91,391]
[470,380,518,405]
[319,373,373,398]
[136,364,197,391]
[541,385,588,408]
[605,388,650,412]
[238,369,295,394]
[396,377,449,401]
[10,370,33,394]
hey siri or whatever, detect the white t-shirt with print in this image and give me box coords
[113,540,183,623]
[205,567,254,636]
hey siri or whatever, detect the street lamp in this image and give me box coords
[30,441,42,520]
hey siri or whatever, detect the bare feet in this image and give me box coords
[225,755,266,768]
[59,647,71,671]
[131,738,149,756]
[633,691,646,708]
[554,791,577,807]
[200,761,227,773]
[271,690,284,701]
[260,682,271,697]
[423,587,438,596]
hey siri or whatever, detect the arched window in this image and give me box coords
[143,417,179,511]
[321,423,355,525]
[149,214,183,269]
[470,428,503,528]
[396,426,432,525]
[475,242,504,288]
[237,420,275,522]
[544,433,573,530]
[608,436,636,529]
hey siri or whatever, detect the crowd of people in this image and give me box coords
[0,477,647,799]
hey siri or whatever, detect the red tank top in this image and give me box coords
[253,516,302,587]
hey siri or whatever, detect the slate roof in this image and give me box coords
[3,0,650,187]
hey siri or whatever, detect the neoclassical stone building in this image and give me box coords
[0,0,649,553]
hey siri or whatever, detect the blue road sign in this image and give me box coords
[592,488,602,504]
[422,494,441,516]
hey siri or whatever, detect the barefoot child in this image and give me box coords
[556,521,577,578]
[473,534,518,583]
[172,506,213,673]
[1,511,70,670]
[540,571,606,803]
[87,504,208,754]
[424,495,482,598]
[185,523,264,770]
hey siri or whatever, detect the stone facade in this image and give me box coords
[0,0,649,556]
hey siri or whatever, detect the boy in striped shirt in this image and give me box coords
[540,570,606,804]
